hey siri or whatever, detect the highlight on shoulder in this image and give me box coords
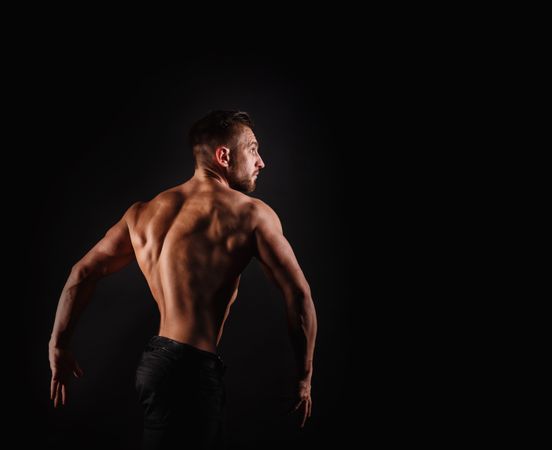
[250,197,282,231]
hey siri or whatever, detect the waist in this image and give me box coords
[146,335,224,371]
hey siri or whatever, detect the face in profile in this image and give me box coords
[228,126,265,193]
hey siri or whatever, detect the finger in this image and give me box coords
[61,384,66,406]
[54,383,61,408]
[57,382,63,408]
[56,383,62,408]
[50,377,57,400]
[52,379,59,404]
[288,399,303,415]
[301,404,308,428]
[308,400,312,418]
[73,362,84,378]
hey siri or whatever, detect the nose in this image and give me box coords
[257,155,265,170]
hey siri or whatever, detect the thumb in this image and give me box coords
[288,400,303,414]
[73,361,84,378]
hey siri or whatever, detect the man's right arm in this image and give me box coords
[49,207,137,407]
[253,200,317,427]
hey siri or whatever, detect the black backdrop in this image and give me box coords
[16,55,360,449]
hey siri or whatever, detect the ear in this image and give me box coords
[215,146,231,167]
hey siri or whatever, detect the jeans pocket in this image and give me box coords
[135,348,174,395]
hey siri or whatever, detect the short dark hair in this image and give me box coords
[189,110,253,150]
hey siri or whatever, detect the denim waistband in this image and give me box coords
[147,335,224,369]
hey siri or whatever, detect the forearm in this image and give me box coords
[285,293,317,383]
[49,265,99,348]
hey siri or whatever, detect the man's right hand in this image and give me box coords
[49,344,84,407]
[291,380,312,428]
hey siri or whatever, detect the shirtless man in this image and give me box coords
[48,110,317,449]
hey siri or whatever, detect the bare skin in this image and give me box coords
[49,125,317,427]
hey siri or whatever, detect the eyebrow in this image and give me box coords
[248,141,259,148]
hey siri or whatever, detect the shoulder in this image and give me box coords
[129,189,184,215]
[249,198,282,230]
[122,201,145,225]
[218,188,272,218]
[250,197,275,216]
[153,188,185,205]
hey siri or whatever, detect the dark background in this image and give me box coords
[16,54,360,449]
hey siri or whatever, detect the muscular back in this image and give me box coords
[62,176,308,356]
[126,179,257,352]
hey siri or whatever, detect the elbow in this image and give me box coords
[291,284,316,317]
[287,283,312,304]
[285,285,317,338]
[298,281,313,303]
[70,262,98,282]
[298,291,317,337]
[300,283,312,301]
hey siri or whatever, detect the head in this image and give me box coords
[189,110,265,193]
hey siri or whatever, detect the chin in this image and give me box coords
[229,175,257,193]
[231,183,255,193]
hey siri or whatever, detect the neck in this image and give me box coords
[193,166,230,188]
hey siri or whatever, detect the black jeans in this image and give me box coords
[135,336,226,449]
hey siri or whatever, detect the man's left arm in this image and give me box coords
[49,206,137,407]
